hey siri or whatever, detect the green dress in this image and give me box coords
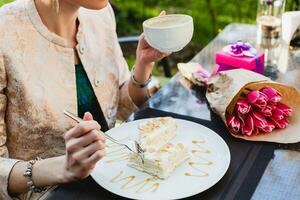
[75,63,109,131]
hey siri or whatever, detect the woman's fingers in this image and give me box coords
[154,49,170,60]
[80,130,106,147]
[138,34,151,49]
[63,112,106,181]
[64,120,101,141]
[65,130,106,153]
[71,140,105,162]
[83,149,105,167]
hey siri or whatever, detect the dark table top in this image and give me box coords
[46,23,300,200]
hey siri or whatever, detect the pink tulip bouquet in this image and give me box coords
[226,87,292,136]
[206,69,300,143]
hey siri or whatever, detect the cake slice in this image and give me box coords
[128,142,190,179]
[128,117,190,179]
[138,117,178,151]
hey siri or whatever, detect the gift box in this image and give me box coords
[215,41,264,74]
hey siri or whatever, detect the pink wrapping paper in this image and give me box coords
[216,51,264,74]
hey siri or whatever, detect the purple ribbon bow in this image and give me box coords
[223,40,257,57]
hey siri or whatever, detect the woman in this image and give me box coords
[0,0,168,199]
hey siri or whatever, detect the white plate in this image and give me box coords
[91,118,231,200]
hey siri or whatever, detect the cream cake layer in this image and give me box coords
[128,143,190,179]
[138,117,178,150]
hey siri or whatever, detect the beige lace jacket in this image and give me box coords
[0,0,139,199]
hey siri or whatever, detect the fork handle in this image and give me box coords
[64,110,82,123]
[103,133,120,144]
[64,110,120,145]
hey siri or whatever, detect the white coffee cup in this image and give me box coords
[143,14,194,53]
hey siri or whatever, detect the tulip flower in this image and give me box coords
[268,104,277,110]
[247,90,268,109]
[260,121,275,133]
[241,115,254,136]
[270,117,289,129]
[235,98,251,118]
[272,108,284,121]
[251,111,269,129]
[252,127,259,136]
[276,102,292,117]
[260,105,273,117]
[226,114,241,134]
[260,87,282,105]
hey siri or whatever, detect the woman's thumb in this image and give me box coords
[83,112,93,121]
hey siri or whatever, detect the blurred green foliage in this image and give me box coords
[112,0,256,49]
[0,0,11,6]
[112,0,296,49]
[111,0,298,75]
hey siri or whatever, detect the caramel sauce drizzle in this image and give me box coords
[110,171,159,193]
[191,152,213,165]
[191,147,210,154]
[184,172,209,177]
[125,177,159,193]
[184,140,212,178]
[110,171,136,186]
[147,183,160,193]
[192,140,205,144]
[188,161,211,174]
[186,161,209,177]
[191,140,210,153]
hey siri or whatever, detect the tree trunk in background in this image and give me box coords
[235,0,242,22]
[290,0,299,10]
[206,0,217,35]
[295,0,299,10]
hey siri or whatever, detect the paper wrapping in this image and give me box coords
[206,69,300,144]
[177,62,209,87]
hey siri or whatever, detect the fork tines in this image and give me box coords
[134,140,145,163]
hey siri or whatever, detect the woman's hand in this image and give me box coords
[135,34,169,71]
[8,112,105,194]
[62,112,106,182]
[134,11,170,77]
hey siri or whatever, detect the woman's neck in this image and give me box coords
[34,0,79,48]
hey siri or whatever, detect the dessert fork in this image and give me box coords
[63,110,145,163]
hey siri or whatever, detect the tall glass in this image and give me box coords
[256,0,286,48]
[256,0,285,78]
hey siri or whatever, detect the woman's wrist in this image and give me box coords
[8,156,67,195]
[23,158,46,193]
[32,156,67,186]
[134,61,154,83]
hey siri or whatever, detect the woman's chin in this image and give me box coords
[81,0,109,10]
